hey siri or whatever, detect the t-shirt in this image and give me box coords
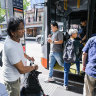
[82,36,96,78]
[2,36,26,82]
[50,31,63,52]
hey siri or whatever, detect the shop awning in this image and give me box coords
[25,24,43,28]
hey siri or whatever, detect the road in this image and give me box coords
[0,40,83,96]
[25,40,49,75]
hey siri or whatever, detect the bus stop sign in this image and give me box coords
[13,0,23,9]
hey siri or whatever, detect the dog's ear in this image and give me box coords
[35,71,42,76]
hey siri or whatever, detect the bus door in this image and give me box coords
[41,0,96,81]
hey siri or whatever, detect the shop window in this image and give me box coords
[28,17,30,22]
[33,16,35,22]
[39,16,41,21]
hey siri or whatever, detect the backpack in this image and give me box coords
[63,39,76,63]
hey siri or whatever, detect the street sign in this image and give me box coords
[8,0,14,17]
[14,8,23,18]
[13,0,23,18]
[13,8,24,44]
[13,0,23,9]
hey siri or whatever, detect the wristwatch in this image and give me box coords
[52,41,54,44]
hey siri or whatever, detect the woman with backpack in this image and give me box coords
[63,29,83,90]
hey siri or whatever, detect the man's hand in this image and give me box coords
[47,38,53,43]
[82,52,87,72]
[24,53,35,61]
[80,40,82,43]
[82,66,85,72]
[48,34,52,38]
[28,57,35,62]
[33,64,38,70]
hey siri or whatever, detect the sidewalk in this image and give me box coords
[0,66,83,96]
[38,74,83,96]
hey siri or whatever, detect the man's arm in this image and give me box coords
[82,52,87,71]
[82,35,86,41]
[53,40,63,44]
[14,60,38,74]
[24,53,34,61]
[47,39,63,44]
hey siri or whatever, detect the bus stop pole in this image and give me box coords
[5,0,9,23]
[47,0,51,69]
[86,0,96,39]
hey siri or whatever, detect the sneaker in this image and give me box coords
[44,77,55,83]
[63,85,68,90]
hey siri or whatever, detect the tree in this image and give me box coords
[23,0,31,10]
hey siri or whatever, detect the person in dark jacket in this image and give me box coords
[79,18,87,43]
[63,29,83,90]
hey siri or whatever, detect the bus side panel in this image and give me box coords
[41,44,47,68]
[41,2,48,69]
[41,58,47,68]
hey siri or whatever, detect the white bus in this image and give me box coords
[41,0,96,83]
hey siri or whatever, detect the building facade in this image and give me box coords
[25,8,44,39]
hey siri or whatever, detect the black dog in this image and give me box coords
[21,70,47,96]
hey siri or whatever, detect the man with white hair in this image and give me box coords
[63,29,83,90]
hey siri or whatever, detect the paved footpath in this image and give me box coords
[0,67,83,96]
[38,74,83,96]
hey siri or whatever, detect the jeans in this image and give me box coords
[64,60,80,86]
[49,52,64,78]
[75,60,80,74]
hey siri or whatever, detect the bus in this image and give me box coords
[41,0,96,84]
